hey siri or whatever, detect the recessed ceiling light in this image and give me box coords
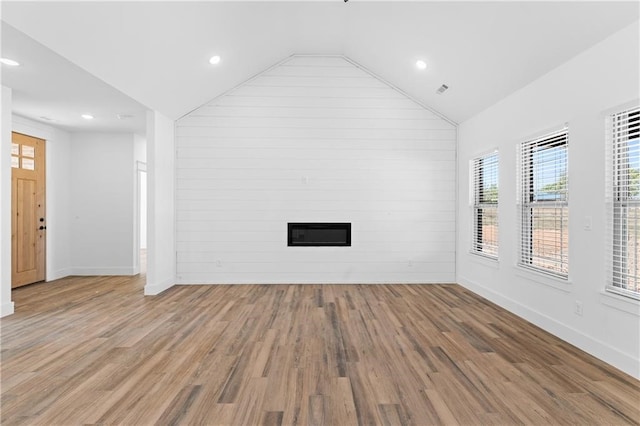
[209,55,221,65]
[416,60,427,70]
[81,114,94,120]
[0,58,20,67]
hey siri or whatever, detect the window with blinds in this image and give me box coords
[471,151,499,258]
[517,130,569,278]
[607,106,640,299]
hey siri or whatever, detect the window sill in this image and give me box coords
[600,290,640,316]
[469,252,499,268]
[514,266,572,293]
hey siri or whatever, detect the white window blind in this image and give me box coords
[517,130,569,278]
[607,106,640,299]
[471,151,499,258]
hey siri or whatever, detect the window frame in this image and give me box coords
[607,105,640,300]
[470,150,499,259]
[517,129,569,279]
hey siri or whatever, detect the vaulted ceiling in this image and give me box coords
[2,1,638,133]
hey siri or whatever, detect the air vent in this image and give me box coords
[116,114,134,120]
[436,84,449,95]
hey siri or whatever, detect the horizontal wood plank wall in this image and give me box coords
[175,56,456,284]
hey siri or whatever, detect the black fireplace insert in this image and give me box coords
[287,223,351,247]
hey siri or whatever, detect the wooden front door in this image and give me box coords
[11,132,46,288]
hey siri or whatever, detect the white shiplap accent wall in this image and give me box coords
[175,56,456,284]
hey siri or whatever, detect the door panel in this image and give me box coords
[11,132,46,288]
[17,178,37,272]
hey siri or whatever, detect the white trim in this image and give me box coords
[469,252,500,267]
[0,302,15,317]
[144,277,175,295]
[175,279,457,285]
[12,114,58,139]
[600,290,640,316]
[1,88,13,319]
[70,267,137,276]
[455,125,458,278]
[517,122,570,146]
[46,268,73,282]
[514,265,573,293]
[606,285,640,301]
[471,147,499,159]
[600,98,640,119]
[458,275,639,379]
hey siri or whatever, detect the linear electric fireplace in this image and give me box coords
[288,223,351,247]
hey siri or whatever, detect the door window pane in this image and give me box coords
[22,158,35,170]
[22,145,35,158]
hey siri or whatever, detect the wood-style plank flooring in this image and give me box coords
[2,275,639,425]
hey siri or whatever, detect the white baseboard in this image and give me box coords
[47,268,73,282]
[144,277,174,295]
[174,279,456,285]
[458,275,640,380]
[1,301,15,317]
[70,267,137,276]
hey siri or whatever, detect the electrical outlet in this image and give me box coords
[574,301,583,316]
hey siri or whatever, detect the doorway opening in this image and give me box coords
[137,163,147,275]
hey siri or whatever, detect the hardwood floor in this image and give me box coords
[2,276,639,425]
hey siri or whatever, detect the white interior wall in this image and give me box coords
[12,115,72,281]
[175,56,457,284]
[1,87,14,317]
[70,132,137,275]
[457,22,640,378]
[145,110,175,295]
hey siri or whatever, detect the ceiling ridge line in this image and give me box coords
[178,54,457,127]
[340,56,457,127]
[177,54,299,122]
